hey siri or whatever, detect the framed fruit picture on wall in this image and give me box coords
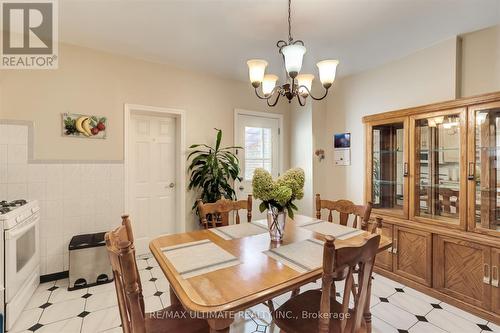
[62,113,107,139]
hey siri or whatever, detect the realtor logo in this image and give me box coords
[1,0,58,69]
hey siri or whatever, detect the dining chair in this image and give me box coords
[197,194,252,229]
[272,233,381,333]
[315,194,373,230]
[105,215,209,333]
[291,216,382,304]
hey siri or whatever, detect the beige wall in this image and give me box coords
[461,25,500,97]
[290,100,313,216]
[0,43,290,162]
[310,25,500,205]
[313,37,459,204]
[0,43,291,231]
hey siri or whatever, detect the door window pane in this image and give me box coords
[474,108,500,234]
[415,115,460,223]
[245,126,272,180]
[372,122,405,215]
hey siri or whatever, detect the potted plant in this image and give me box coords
[187,129,242,224]
[252,168,305,242]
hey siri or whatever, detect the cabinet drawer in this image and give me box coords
[375,222,394,271]
[433,235,491,310]
[393,226,432,286]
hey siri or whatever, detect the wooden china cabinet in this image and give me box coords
[364,92,500,324]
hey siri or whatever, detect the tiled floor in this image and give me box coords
[10,256,500,333]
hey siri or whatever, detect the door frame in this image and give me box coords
[124,104,187,233]
[234,109,284,177]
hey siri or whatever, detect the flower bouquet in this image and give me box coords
[252,168,305,242]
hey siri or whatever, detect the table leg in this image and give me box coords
[169,286,181,306]
[207,318,233,333]
[363,277,373,333]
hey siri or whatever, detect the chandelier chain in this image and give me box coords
[288,0,292,43]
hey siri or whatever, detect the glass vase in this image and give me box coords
[267,208,286,242]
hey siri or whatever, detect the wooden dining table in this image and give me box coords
[150,215,392,333]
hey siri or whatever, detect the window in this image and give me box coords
[244,126,272,180]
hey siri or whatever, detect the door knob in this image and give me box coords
[168,183,175,188]
[239,186,245,191]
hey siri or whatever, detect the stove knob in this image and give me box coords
[16,216,21,222]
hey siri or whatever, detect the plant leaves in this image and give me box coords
[215,128,222,151]
[187,128,245,211]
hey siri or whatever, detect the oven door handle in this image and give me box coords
[5,214,39,240]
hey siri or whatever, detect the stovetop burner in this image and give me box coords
[0,199,27,207]
[0,207,11,214]
[0,199,27,214]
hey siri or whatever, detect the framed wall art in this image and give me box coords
[62,113,107,139]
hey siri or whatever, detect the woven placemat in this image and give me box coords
[209,222,268,240]
[263,238,324,273]
[161,239,240,278]
[300,220,364,240]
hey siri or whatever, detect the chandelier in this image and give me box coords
[246,0,339,107]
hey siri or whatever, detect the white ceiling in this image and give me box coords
[59,0,500,82]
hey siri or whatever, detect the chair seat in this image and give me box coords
[146,304,209,333]
[272,290,366,333]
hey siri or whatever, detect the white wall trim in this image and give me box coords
[124,104,187,233]
[233,108,284,175]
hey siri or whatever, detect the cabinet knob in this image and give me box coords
[492,265,499,288]
[483,263,491,284]
[467,162,475,180]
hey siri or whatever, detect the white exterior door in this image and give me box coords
[129,114,177,255]
[236,113,281,219]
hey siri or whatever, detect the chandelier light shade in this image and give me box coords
[296,74,314,96]
[246,0,339,107]
[281,44,306,78]
[247,59,268,87]
[262,74,279,96]
[316,60,339,88]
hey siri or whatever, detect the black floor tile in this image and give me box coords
[477,324,492,331]
[39,302,52,309]
[28,323,44,332]
[78,311,90,318]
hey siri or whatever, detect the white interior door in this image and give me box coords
[236,113,280,220]
[129,114,177,255]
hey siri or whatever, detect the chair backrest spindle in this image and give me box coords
[105,215,146,333]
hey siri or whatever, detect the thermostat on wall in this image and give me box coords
[333,133,351,166]
[334,148,350,166]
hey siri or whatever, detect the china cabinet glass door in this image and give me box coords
[468,102,500,237]
[370,118,408,218]
[411,109,466,228]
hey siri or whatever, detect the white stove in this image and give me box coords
[0,199,40,331]
[0,200,40,229]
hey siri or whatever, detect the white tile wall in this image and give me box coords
[0,124,125,275]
